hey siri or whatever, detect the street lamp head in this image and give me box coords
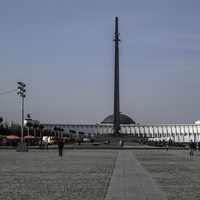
[17,86,26,92]
[17,81,26,87]
[27,113,31,119]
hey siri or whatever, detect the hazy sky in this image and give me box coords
[1,0,200,124]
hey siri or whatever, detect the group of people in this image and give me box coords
[55,138,200,158]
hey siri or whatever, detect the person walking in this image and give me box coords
[189,140,195,158]
[44,136,48,149]
[58,138,64,157]
[166,141,169,151]
[198,141,200,151]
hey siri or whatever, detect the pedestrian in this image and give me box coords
[119,139,124,147]
[44,136,48,149]
[189,140,194,157]
[58,138,64,157]
[166,142,169,151]
[198,142,200,151]
[78,138,81,145]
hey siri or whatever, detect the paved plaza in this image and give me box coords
[133,150,200,200]
[0,150,117,200]
[0,149,200,200]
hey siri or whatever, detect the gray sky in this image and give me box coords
[1,0,200,124]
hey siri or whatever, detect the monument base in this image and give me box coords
[16,142,28,152]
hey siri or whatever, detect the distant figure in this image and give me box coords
[44,136,48,149]
[166,142,169,151]
[198,142,200,151]
[119,139,124,147]
[168,139,173,146]
[78,138,81,145]
[104,140,110,144]
[189,140,195,157]
[58,138,64,157]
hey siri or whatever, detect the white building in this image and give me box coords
[42,114,200,143]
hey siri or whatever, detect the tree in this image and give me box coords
[39,124,44,146]
[0,117,3,124]
[54,126,58,139]
[32,120,39,138]
[26,121,33,136]
[60,128,64,138]
[0,117,3,134]
[25,113,32,136]
[57,127,64,139]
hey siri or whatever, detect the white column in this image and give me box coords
[197,125,200,142]
[193,125,197,143]
[171,126,175,142]
[155,126,158,139]
[149,126,153,138]
[177,125,181,143]
[163,126,167,141]
[131,126,135,136]
[144,126,149,137]
[141,126,144,137]
[135,126,139,137]
[167,126,171,140]
[181,125,185,143]
[158,126,162,140]
[184,125,189,142]
[189,125,193,141]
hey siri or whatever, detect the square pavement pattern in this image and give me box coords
[0,149,200,200]
[0,150,117,200]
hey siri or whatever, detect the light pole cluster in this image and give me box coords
[17,81,27,151]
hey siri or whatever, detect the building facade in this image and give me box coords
[43,123,200,143]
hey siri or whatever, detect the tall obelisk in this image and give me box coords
[113,16,120,135]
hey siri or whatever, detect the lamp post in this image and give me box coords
[39,124,44,148]
[16,81,28,152]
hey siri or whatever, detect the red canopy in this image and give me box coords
[6,135,20,140]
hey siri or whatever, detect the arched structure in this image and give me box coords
[102,114,136,125]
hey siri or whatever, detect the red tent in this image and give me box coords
[6,135,20,140]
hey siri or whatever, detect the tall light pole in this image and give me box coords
[16,81,28,152]
[17,81,26,142]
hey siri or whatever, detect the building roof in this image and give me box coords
[101,114,136,124]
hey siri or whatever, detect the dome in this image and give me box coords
[102,114,136,124]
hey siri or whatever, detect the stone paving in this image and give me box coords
[133,150,200,200]
[1,149,200,200]
[0,150,117,200]
[105,150,167,200]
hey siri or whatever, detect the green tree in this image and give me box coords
[33,122,39,138]
[26,121,33,136]
[0,117,3,134]
[0,117,3,124]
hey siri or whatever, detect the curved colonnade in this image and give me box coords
[43,124,200,143]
